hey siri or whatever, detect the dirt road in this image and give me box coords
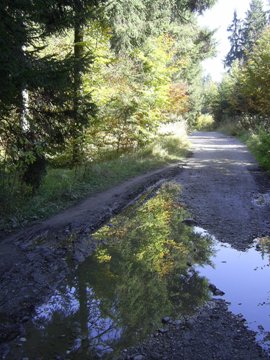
[176,131,270,249]
[1,131,270,359]
[121,132,270,360]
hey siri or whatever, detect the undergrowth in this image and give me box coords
[216,119,270,173]
[0,133,190,232]
[245,130,270,171]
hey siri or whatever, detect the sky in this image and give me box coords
[197,0,269,82]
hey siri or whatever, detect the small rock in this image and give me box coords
[158,328,168,334]
[182,218,198,226]
[133,355,145,360]
[208,283,225,296]
[19,337,27,342]
[162,316,171,324]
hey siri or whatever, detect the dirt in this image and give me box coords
[1,131,270,359]
[119,300,267,360]
[176,132,270,250]
[0,164,183,353]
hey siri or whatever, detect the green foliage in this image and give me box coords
[237,28,270,118]
[225,0,267,68]
[225,11,244,67]
[105,0,217,52]
[208,27,270,132]
[246,130,270,171]
[81,21,214,156]
[242,0,267,54]
[0,130,190,231]
[0,0,98,189]
[0,0,216,224]
[195,114,215,130]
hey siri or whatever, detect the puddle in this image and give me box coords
[196,233,270,351]
[252,192,270,207]
[9,183,214,359]
[7,184,270,359]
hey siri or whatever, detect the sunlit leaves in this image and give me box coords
[238,28,270,117]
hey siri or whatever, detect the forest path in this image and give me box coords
[122,131,270,360]
[1,131,270,359]
[176,131,270,249]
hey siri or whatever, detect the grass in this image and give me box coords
[0,129,190,232]
[245,130,270,171]
[216,119,270,173]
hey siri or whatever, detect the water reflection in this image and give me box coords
[196,235,270,352]
[14,183,214,359]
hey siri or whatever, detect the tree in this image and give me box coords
[0,1,98,188]
[225,11,244,67]
[238,27,270,120]
[105,0,217,52]
[0,0,217,190]
[242,0,267,54]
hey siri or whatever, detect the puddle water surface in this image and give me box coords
[8,184,270,359]
[195,232,270,351]
[11,183,213,359]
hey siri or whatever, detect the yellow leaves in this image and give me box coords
[168,83,190,116]
[96,249,112,263]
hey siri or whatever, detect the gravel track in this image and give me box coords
[1,131,270,359]
[176,131,270,249]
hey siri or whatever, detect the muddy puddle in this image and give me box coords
[6,183,270,359]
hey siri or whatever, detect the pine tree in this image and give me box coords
[106,0,217,52]
[242,0,267,53]
[224,11,244,68]
[0,1,98,188]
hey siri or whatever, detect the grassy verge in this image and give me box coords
[216,120,270,173]
[0,131,190,232]
[245,130,270,171]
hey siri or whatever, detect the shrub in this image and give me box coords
[195,114,215,130]
[247,129,270,171]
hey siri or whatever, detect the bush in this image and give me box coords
[195,114,215,130]
[247,130,270,171]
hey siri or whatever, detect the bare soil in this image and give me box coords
[1,132,270,359]
[0,164,183,353]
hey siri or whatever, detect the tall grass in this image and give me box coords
[246,130,270,171]
[216,119,270,173]
[0,128,190,232]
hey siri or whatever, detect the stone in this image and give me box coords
[182,218,198,226]
[162,316,171,324]
[208,283,225,296]
[133,355,145,360]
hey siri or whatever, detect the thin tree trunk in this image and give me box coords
[72,16,85,166]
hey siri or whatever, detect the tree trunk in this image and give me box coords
[72,16,84,166]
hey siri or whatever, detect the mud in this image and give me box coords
[1,132,270,359]
[119,300,268,360]
[175,132,270,250]
[0,165,183,353]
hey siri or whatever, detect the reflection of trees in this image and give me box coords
[78,183,214,352]
[259,236,270,263]
[26,183,214,358]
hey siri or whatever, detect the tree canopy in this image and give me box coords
[0,0,216,192]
